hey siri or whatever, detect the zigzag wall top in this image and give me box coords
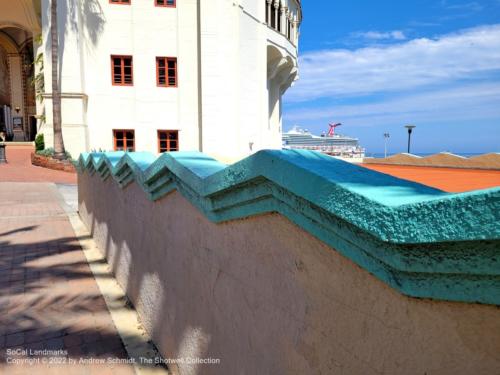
[77,149,500,305]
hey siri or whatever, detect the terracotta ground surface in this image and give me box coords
[0,145,76,184]
[361,164,500,192]
[0,183,136,374]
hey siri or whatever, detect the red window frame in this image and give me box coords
[113,129,135,151]
[111,55,133,86]
[157,130,179,152]
[155,0,176,7]
[156,57,177,87]
[110,0,131,4]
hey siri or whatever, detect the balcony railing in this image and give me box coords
[265,0,299,43]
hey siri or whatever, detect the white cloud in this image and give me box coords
[352,30,407,41]
[284,82,500,127]
[442,1,483,12]
[287,25,500,103]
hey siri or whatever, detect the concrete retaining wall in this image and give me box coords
[31,152,76,173]
[78,150,500,375]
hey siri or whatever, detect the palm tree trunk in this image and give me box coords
[51,0,66,160]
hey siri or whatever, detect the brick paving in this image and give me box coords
[0,182,135,374]
[361,164,500,192]
[0,145,76,184]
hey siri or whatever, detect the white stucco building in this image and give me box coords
[0,0,301,162]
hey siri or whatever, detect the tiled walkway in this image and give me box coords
[0,145,76,184]
[0,182,135,374]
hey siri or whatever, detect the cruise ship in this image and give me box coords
[282,123,365,161]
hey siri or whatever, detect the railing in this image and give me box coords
[265,0,299,43]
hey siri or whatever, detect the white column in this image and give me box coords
[273,1,279,30]
[280,6,287,35]
[292,16,298,43]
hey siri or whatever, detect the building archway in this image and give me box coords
[0,26,37,141]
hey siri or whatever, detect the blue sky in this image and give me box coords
[282,0,500,154]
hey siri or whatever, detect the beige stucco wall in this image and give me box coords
[78,172,500,375]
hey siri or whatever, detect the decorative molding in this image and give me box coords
[77,150,500,305]
[42,92,88,100]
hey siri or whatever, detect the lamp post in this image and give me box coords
[383,133,390,158]
[404,125,416,154]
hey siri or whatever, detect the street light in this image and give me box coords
[404,125,416,154]
[383,133,390,158]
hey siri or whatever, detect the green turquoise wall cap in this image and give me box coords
[77,150,500,305]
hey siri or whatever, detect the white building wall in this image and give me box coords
[39,0,300,161]
[199,0,299,161]
[83,0,183,153]
[199,0,240,160]
[177,0,201,153]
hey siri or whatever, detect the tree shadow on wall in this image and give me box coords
[78,176,237,375]
[43,0,106,88]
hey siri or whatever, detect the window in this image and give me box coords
[155,0,175,7]
[111,55,133,86]
[156,57,177,87]
[113,130,135,151]
[158,130,179,152]
[110,0,130,4]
